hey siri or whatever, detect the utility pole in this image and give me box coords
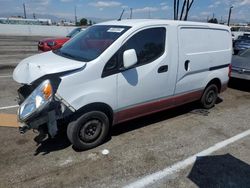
[184,0,189,20]
[227,6,233,26]
[130,8,133,19]
[74,6,77,26]
[182,0,194,21]
[176,0,180,19]
[23,3,27,19]
[174,0,177,20]
[180,0,187,20]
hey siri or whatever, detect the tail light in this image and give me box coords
[228,64,232,77]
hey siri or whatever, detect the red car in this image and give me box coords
[38,27,83,52]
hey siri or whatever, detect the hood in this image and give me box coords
[231,56,250,70]
[13,51,86,84]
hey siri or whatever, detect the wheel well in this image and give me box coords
[72,103,113,124]
[206,78,222,93]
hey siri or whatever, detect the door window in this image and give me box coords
[102,27,166,77]
[124,27,166,65]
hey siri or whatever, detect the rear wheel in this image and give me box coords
[200,84,218,109]
[67,111,110,150]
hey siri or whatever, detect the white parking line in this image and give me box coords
[124,129,250,188]
[0,105,19,110]
[0,75,12,78]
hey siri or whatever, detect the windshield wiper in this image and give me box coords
[60,51,76,59]
[55,50,89,62]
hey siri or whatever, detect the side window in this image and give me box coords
[102,27,166,78]
[102,49,122,77]
[124,27,166,65]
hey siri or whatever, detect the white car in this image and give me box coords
[13,19,232,150]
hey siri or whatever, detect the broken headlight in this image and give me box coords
[18,80,53,122]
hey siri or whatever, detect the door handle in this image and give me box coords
[158,65,168,73]
[185,60,190,71]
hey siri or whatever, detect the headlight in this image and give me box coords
[18,80,53,121]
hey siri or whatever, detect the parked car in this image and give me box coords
[232,33,236,41]
[234,34,250,54]
[38,27,84,52]
[231,48,250,80]
[13,20,232,150]
[231,26,250,40]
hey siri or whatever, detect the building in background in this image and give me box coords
[0,17,52,25]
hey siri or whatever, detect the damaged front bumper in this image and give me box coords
[19,110,58,137]
[17,80,74,138]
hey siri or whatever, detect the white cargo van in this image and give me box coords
[13,20,232,150]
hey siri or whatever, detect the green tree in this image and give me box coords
[88,20,92,25]
[208,18,218,24]
[79,18,88,26]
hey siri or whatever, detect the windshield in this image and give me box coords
[55,25,130,62]
[239,49,250,58]
[239,27,250,32]
[66,28,81,38]
[238,35,250,40]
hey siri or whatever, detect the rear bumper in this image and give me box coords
[231,72,250,80]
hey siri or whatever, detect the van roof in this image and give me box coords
[97,19,230,30]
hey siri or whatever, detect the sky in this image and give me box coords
[0,0,250,23]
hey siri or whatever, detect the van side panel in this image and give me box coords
[175,27,231,94]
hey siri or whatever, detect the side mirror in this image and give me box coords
[123,49,137,69]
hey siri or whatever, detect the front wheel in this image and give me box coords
[200,84,218,109]
[67,111,110,150]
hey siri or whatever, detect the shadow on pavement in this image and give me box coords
[112,102,198,136]
[34,131,71,156]
[188,154,250,187]
[229,78,250,92]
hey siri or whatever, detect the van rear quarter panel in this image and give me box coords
[175,26,232,94]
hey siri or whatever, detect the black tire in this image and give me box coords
[200,84,218,109]
[67,111,110,150]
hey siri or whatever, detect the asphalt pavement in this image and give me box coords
[0,36,249,188]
